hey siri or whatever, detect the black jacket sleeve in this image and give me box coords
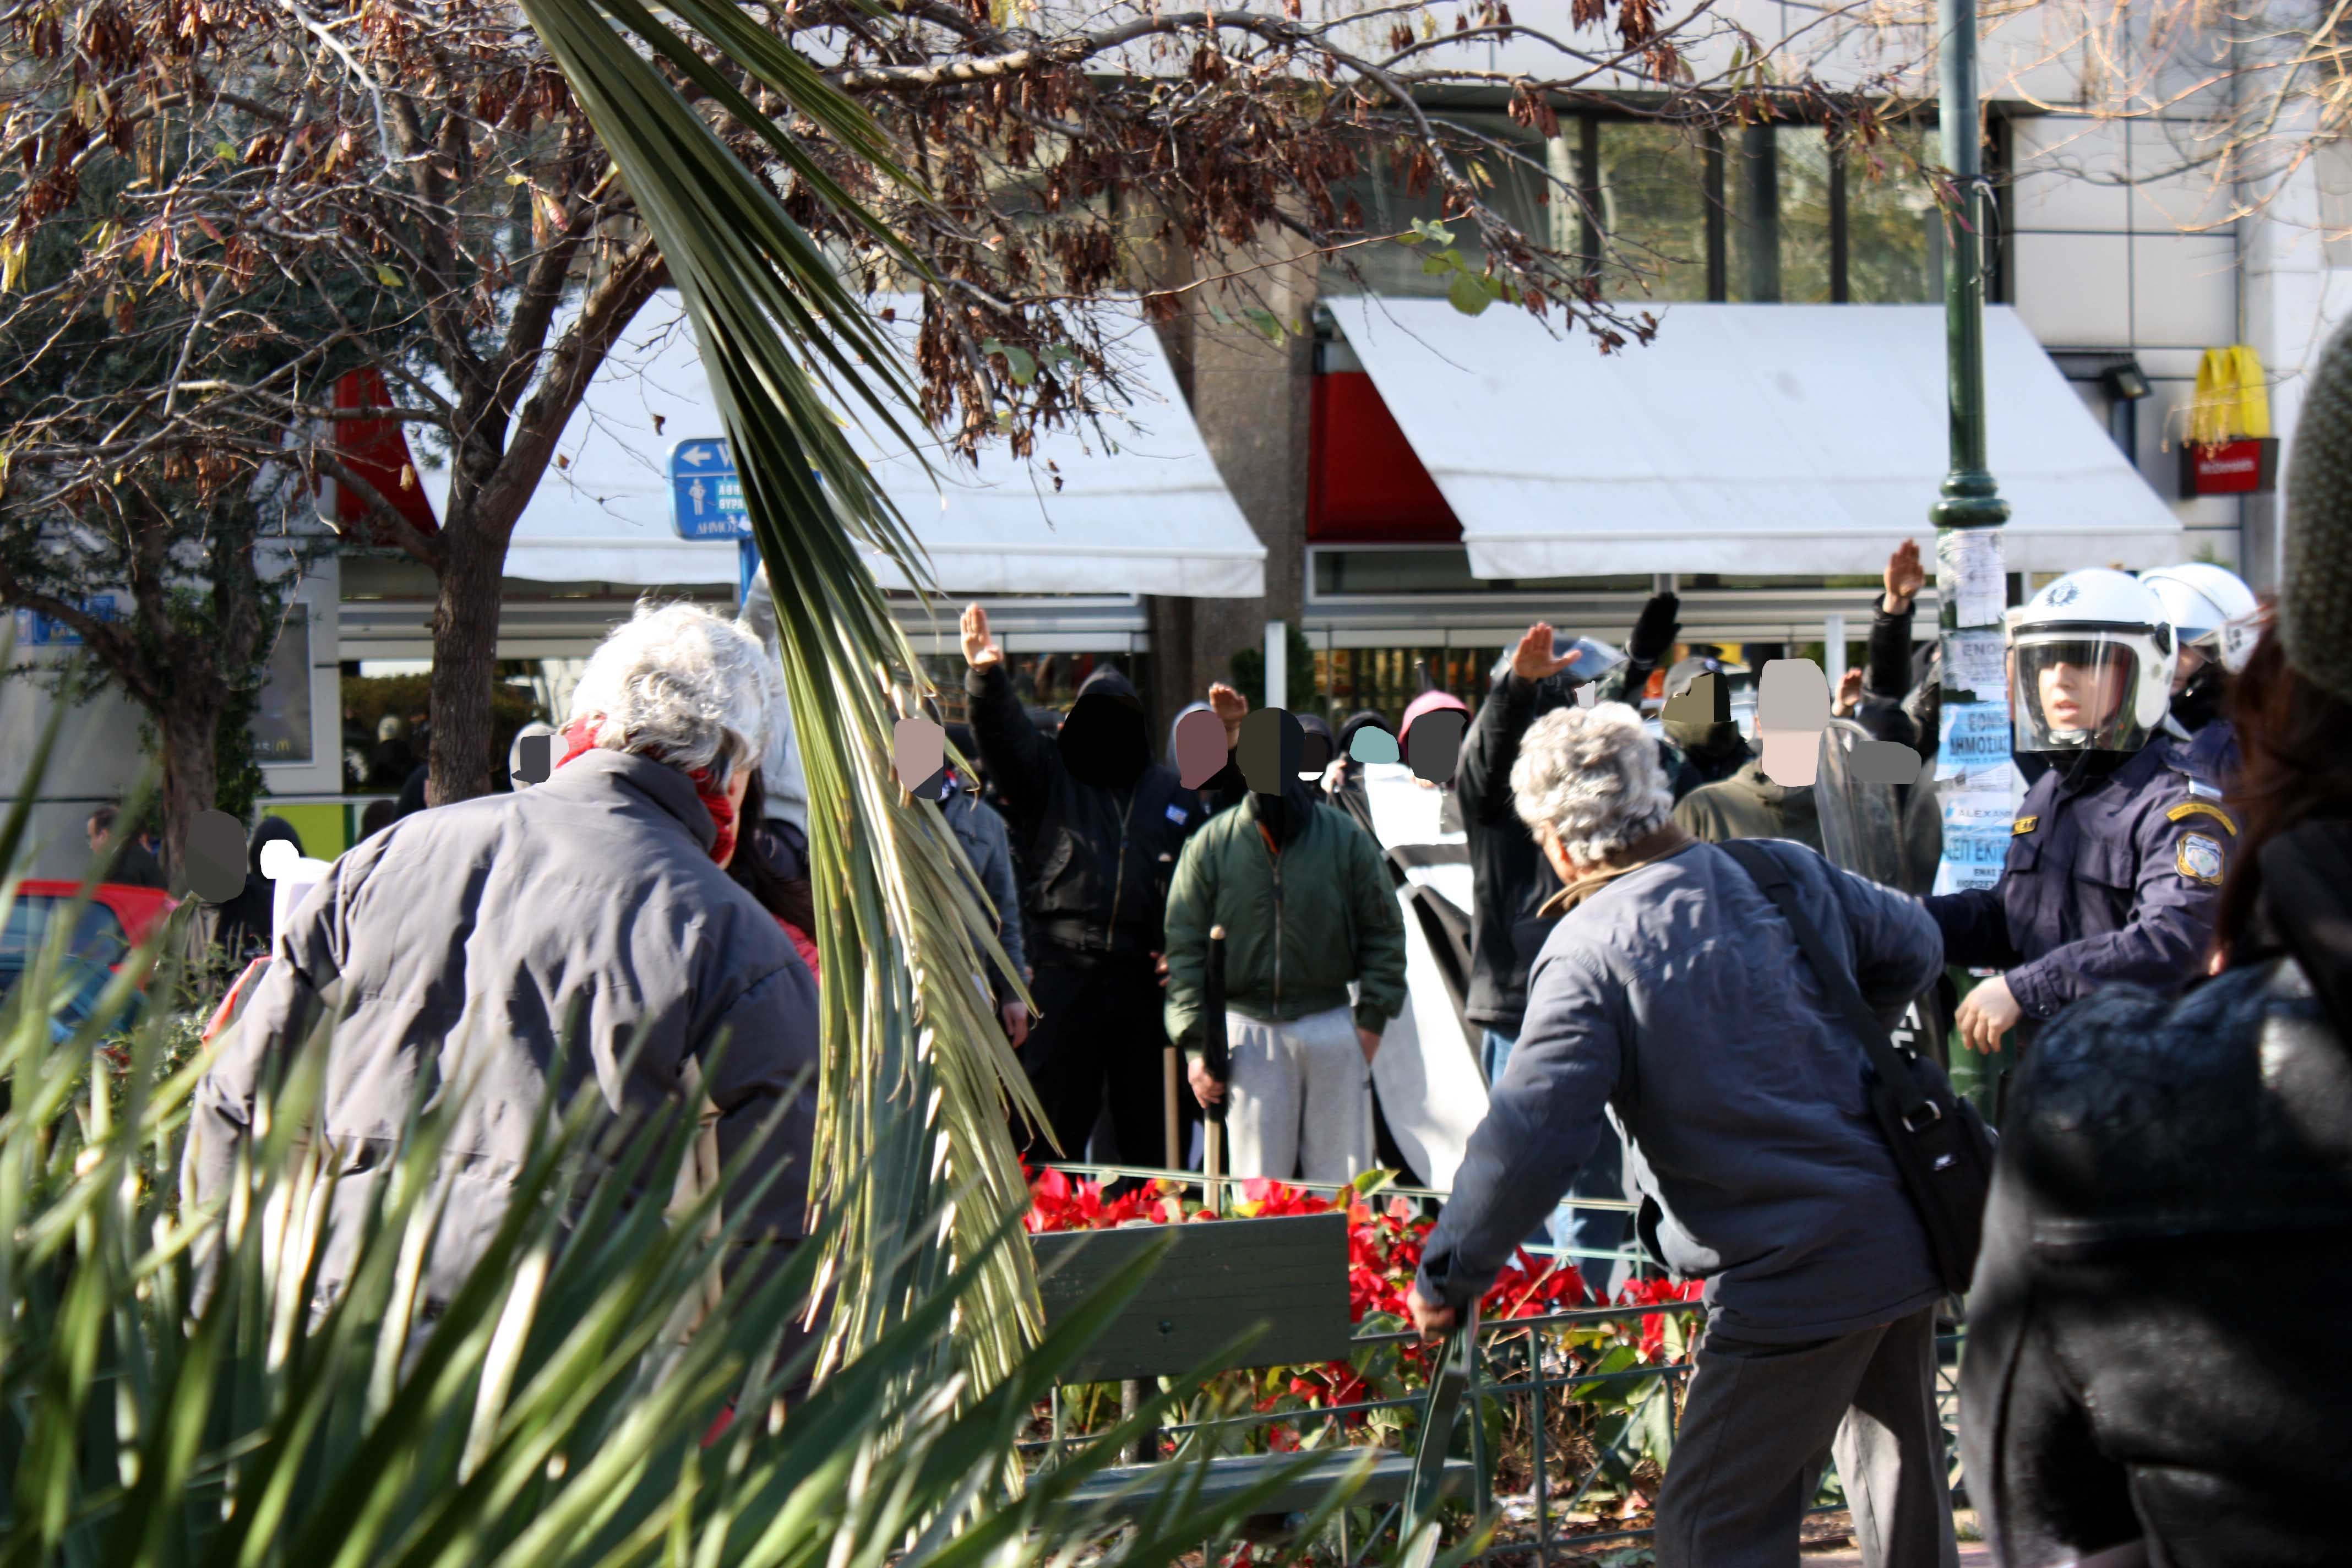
[965,663,1059,825]
[1458,676,1540,829]
[1867,600,1918,701]
[1924,889,2024,971]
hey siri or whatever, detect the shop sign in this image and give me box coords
[2179,438,2278,498]
[11,592,124,648]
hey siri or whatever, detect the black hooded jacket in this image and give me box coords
[1455,672,1579,1033]
[1962,818,2352,1566]
[214,817,304,959]
[966,661,1200,962]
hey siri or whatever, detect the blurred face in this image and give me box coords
[86,821,108,854]
[2174,643,2208,693]
[2038,652,2126,732]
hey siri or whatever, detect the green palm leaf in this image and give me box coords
[507,0,1046,1388]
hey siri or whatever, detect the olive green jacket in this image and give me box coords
[1163,790,1409,1050]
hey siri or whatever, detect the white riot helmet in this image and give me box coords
[2137,563,2264,676]
[2011,569,2176,755]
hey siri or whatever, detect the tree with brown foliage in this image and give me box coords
[2,0,1907,816]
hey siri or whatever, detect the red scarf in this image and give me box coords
[558,718,738,866]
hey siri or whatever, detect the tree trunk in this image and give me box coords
[157,695,224,892]
[427,520,509,804]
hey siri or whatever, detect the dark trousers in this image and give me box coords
[1654,1306,1958,1568]
[1016,952,1176,1171]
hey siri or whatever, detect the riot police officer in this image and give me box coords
[1926,569,2228,1054]
[2138,561,2264,783]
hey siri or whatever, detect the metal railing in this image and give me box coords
[1028,1163,1965,1562]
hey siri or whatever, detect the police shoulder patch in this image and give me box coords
[2012,815,2039,836]
[2167,800,2239,835]
[1165,804,1189,826]
[2177,832,2226,886]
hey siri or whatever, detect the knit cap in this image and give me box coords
[2284,318,2352,703]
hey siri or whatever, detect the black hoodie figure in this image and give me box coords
[962,607,1202,1170]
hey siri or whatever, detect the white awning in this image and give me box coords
[418,293,1264,597]
[1322,298,2184,578]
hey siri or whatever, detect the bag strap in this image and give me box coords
[1716,841,1943,1133]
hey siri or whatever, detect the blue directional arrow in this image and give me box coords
[669,438,747,541]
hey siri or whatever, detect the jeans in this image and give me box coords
[1482,1027,1632,1300]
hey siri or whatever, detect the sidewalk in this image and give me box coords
[1799,1509,1992,1564]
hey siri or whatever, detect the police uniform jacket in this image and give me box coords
[1925,738,2228,1039]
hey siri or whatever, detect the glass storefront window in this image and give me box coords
[252,616,315,764]
[1845,123,1940,304]
[1312,547,1644,596]
[1728,124,1833,303]
[1323,138,1464,299]
[1596,122,1710,302]
[1322,115,1554,299]
[1327,110,1957,308]
[1317,645,1505,728]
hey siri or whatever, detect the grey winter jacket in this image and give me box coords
[1416,837,1946,1343]
[181,748,821,1314]
[943,783,1028,987]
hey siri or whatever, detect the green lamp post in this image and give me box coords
[1931,0,2025,1105]
[1930,0,2015,902]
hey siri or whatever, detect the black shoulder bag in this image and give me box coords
[1718,840,1996,1294]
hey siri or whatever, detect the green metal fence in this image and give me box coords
[1027,1163,1964,1563]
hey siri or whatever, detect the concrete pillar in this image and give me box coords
[1182,238,1316,702]
[1137,210,1317,726]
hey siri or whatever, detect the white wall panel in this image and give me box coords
[2130,234,2238,347]
[2009,117,2130,233]
[2013,232,2133,345]
[2126,121,2236,235]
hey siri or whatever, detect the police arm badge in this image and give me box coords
[2176,832,2226,887]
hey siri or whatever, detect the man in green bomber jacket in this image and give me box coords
[1166,711,1409,1185]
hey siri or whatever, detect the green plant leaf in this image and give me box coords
[510,0,1043,1404]
[1447,271,1498,316]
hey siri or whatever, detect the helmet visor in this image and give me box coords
[2011,636,2149,754]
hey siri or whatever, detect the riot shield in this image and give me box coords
[1814,717,1911,890]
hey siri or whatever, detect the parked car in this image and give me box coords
[1,881,176,1042]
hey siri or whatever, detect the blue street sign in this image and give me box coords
[669,438,749,541]
[11,594,123,647]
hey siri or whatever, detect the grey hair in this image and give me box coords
[566,601,780,785]
[1509,703,1674,864]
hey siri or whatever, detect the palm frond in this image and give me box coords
[508,0,1046,1387]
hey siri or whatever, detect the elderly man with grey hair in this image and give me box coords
[1406,704,1955,1568]
[184,601,820,1324]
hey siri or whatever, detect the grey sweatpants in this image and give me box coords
[1654,1305,1958,1568]
[1224,1006,1371,1186]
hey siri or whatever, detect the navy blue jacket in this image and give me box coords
[2175,717,2241,788]
[1925,738,2228,1036]
[1417,837,1945,1343]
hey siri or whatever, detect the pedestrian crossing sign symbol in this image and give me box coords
[669,439,749,540]
[2176,834,2225,886]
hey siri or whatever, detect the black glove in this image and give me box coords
[1628,591,1681,666]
